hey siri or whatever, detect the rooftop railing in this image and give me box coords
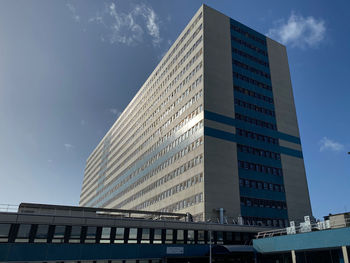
[256,216,350,239]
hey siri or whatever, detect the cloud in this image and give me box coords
[88,2,162,46]
[267,12,326,48]
[66,3,80,22]
[109,108,121,117]
[64,143,74,150]
[319,137,344,152]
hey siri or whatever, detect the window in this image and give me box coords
[69,226,81,243]
[128,228,137,244]
[141,228,150,244]
[114,228,125,244]
[0,224,11,242]
[153,229,162,244]
[198,230,205,244]
[34,225,49,243]
[15,224,32,243]
[187,230,195,244]
[52,225,66,243]
[165,229,173,244]
[85,226,97,243]
[176,230,184,244]
[100,227,111,243]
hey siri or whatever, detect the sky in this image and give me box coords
[0,0,349,220]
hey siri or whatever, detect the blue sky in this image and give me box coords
[0,0,349,219]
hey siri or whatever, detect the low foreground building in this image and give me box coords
[0,203,349,263]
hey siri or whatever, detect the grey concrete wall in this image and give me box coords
[267,38,313,223]
[203,5,241,221]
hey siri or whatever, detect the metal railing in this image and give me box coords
[256,217,350,239]
[0,204,19,213]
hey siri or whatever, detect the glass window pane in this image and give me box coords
[85,226,96,243]
[188,230,194,244]
[0,224,11,242]
[34,225,49,243]
[198,230,205,243]
[101,227,111,239]
[52,225,66,243]
[69,226,81,243]
[177,229,184,243]
[15,224,31,242]
[114,228,124,243]
[129,228,137,239]
[0,224,11,237]
[153,229,162,244]
[141,228,150,244]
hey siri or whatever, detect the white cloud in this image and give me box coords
[88,2,161,46]
[64,143,74,150]
[109,108,121,117]
[267,12,326,48]
[319,137,344,152]
[66,3,80,22]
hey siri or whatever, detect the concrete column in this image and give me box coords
[342,246,349,263]
[291,250,296,263]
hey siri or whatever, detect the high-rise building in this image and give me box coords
[80,5,312,226]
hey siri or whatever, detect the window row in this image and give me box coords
[230,24,266,46]
[86,105,204,207]
[233,72,272,91]
[232,48,269,68]
[100,152,204,208]
[243,216,288,228]
[233,60,270,79]
[234,85,274,104]
[237,144,281,160]
[85,23,203,177]
[115,147,202,208]
[93,136,204,208]
[131,173,203,211]
[108,26,203,158]
[100,68,203,184]
[0,223,254,245]
[238,160,283,176]
[231,36,268,57]
[83,71,203,196]
[240,196,287,210]
[234,98,275,117]
[235,113,277,130]
[239,178,285,193]
[236,128,279,145]
[155,192,203,213]
[83,43,203,183]
[87,108,204,208]
[109,126,204,208]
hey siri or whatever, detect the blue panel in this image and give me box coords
[234,107,277,127]
[240,187,286,201]
[0,244,210,262]
[253,227,350,253]
[205,111,236,126]
[233,67,272,87]
[280,146,303,158]
[234,92,275,111]
[204,126,236,142]
[238,169,284,185]
[232,53,270,74]
[204,110,301,145]
[237,152,282,168]
[233,79,273,97]
[241,206,288,219]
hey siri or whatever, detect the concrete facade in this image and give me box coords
[80,5,312,226]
